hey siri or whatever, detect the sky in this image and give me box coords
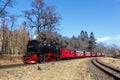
[7,0,120,47]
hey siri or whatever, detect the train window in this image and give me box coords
[86,52,90,54]
[76,51,83,54]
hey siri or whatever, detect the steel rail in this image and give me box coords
[92,58,120,80]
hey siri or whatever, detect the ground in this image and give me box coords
[0,56,93,80]
[0,56,120,80]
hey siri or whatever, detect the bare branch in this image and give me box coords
[0,0,11,14]
[23,0,61,33]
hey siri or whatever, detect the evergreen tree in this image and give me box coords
[88,32,96,52]
[79,30,89,51]
[80,30,85,41]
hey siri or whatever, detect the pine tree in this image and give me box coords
[79,30,89,51]
[88,32,96,52]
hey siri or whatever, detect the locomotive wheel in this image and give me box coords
[38,54,45,63]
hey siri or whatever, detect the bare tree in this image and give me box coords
[23,0,61,33]
[8,15,16,54]
[1,19,10,54]
[9,15,16,32]
[0,19,30,55]
[42,6,60,32]
[96,42,107,55]
[70,36,80,49]
[11,22,30,55]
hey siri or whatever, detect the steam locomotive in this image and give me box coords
[23,40,105,64]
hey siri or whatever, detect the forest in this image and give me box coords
[0,0,120,57]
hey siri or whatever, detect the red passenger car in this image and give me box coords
[91,52,96,57]
[76,51,85,58]
[60,48,76,59]
[85,52,91,57]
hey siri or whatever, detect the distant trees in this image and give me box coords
[62,30,96,52]
[0,0,30,55]
[96,43,107,53]
[10,23,30,55]
[0,20,30,55]
[70,36,80,49]
[106,44,120,57]
[73,31,96,52]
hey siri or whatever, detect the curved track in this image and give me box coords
[92,58,120,80]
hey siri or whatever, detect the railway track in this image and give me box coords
[0,59,71,70]
[0,63,35,70]
[91,58,120,80]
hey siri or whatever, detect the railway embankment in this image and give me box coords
[0,58,94,80]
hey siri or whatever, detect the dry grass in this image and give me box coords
[0,55,23,66]
[0,58,93,80]
[100,57,120,69]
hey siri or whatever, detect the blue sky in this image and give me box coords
[7,0,120,46]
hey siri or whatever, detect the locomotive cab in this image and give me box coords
[23,40,44,63]
[27,40,43,53]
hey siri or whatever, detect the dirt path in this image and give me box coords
[0,58,93,80]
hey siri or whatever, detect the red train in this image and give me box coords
[23,40,105,64]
